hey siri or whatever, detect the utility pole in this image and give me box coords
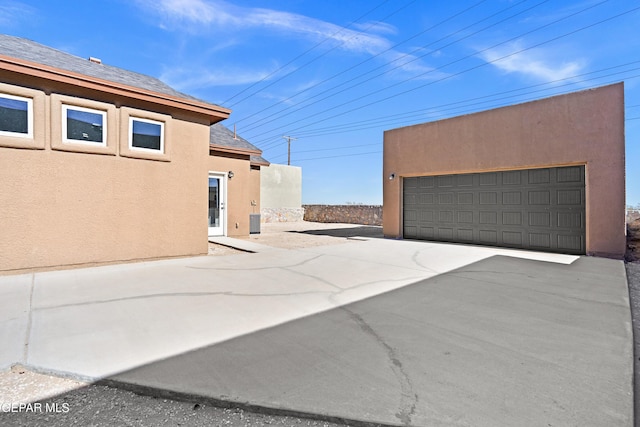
[282,135,298,165]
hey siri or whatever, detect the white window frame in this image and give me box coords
[129,117,165,153]
[0,93,33,139]
[62,104,107,146]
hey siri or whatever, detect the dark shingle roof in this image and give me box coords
[0,34,203,102]
[210,123,269,165]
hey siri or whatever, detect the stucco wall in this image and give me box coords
[0,82,212,273]
[383,83,626,258]
[260,163,303,222]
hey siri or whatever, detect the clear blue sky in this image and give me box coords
[2,0,638,205]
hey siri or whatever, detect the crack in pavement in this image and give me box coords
[411,249,440,274]
[341,307,418,426]
[185,254,325,271]
[32,290,334,311]
[23,274,35,364]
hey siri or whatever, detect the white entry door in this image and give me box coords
[208,173,226,236]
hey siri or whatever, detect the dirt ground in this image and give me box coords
[627,217,640,262]
[208,221,383,255]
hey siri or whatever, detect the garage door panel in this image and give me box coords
[529,233,552,249]
[479,192,498,205]
[529,212,551,227]
[502,212,522,225]
[502,231,523,246]
[438,175,455,187]
[457,229,474,241]
[502,171,522,185]
[457,174,474,186]
[418,176,434,188]
[419,227,434,239]
[419,193,435,204]
[557,212,582,228]
[439,193,455,204]
[479,173,498,186]
[458,211,474,223]
[558,235,583,252]
[529,168,550,184]
[479,230,498,244]
[529,191,551,205]
[557,166,583,183]
[502,191,522,205]
[557,189,582,205]
[403,166,585,254]
[458,192,474,204]
[439,211,454,223]
[479,212,498,224]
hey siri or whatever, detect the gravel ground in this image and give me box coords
[1,379,352,427]
[1,222,381,427]
[625,217,640,424]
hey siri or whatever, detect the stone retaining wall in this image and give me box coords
[261,207,305,223]
[303,205,382,226]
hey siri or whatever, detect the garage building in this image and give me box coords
[383,83,625,258]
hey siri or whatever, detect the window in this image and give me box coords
[0,93,32,138]
[62,105,107,145]
[119,107,170,161]
[129,117,164,152]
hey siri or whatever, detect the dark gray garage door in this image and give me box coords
[403,166,585,254]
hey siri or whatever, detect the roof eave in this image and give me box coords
[0,55,231,123]
[251,158,270,167]
[209,143,261,156]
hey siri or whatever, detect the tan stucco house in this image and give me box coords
[0,34,268,273]
[383,83,626,258]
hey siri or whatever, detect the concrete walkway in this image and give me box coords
[208,236,275,253]
[0,237,633,426]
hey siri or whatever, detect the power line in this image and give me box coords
[241,0,541,137]
[235,0,492,128]
[280,62,640,140]
[254,2,635,149]
[222,0,391,105]
[293,150,382,163]
[223,0,417,108]
[251,0,606,148]
[266,72,640,162]
[270,142,381,161]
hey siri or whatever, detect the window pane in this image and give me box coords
[66,108,104,143]
[0,96,29,134]
[208,178,220,227]
[132,119,162,150]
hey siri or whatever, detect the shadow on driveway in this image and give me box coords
[4,255,631,426]
[290,226,383,239]
[92,256,630,426]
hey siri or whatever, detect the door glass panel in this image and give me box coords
[208,177,220,228]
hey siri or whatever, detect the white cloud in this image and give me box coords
[353,21,397,35]
[0,1,35,27]
[136,0,392,55]
[480,41,585,82]
[160,65,276,90]
[137,0,440,89]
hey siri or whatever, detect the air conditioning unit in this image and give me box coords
[249,214,260,234]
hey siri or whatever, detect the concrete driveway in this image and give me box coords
[0,230,632,426]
